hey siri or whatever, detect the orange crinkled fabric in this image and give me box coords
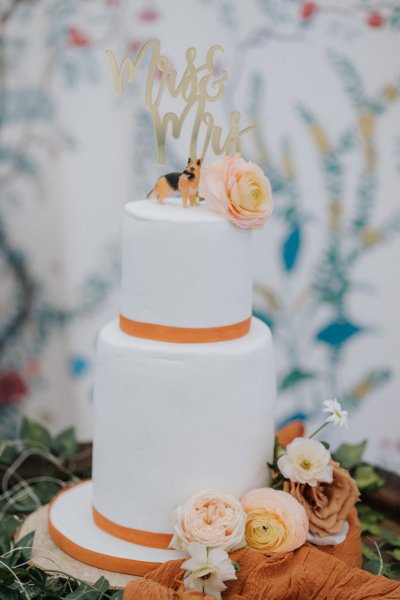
[123,510,400,599]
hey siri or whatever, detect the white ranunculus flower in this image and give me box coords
[182,542,237,600]
[277,437,333,487]
[323,398,349,427]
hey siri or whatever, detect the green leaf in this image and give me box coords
[64,584,99,600]
[387,549,400,561]
[384,562,400,580]
[360,522,382,536]
[19,417,53,450]
[0,443,20,466]
[94,576,109,593]
[358,505,383,535]
[26,565,47,584]
[31,481,62,505]
[357,504,384,524]
[333,440,367,469]
[363,559,382,575]
[51,427,78,459]
[362,543,378,561]
[9,531,34,566]
[111,592,124,600]
[0,515,20,553]
[0,589,19,600]
[231,560,241,573]
[354,464,385,491]
[278,368,316,392]
[382,530,400,547]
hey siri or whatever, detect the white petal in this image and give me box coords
[184,574,204,594]
[182,557,205,572]
[187,542,208,564]
[277,454,294,478]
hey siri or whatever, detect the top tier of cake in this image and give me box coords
[120,199,253,329]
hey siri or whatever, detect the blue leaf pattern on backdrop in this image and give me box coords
[316,321,362,347]
[252,309,274,330]
[282,224,301,272]
[69,355,89,378]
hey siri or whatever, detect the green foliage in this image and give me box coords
[20,418,54,451]
[362,538,400,580]
[354,464,385,492]
[0,420,124,598]
[1,417,78,462]
[333,440,368,470]
[328,51,365,108]
[357,504,384,536]
[267,436,287,490]
[52,428,78,460]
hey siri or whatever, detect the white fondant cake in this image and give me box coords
[49,196,276,575]
[92,198,276,534]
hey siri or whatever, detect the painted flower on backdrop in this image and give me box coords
[240,487,309,553]
[199,153,272,229]
[277,437,333,487]
[182,542,237,600]
[170,489,246,553]
[323,398,349,427]
[284,460,360,540]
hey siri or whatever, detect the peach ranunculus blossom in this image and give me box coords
[170,489,246,552]
[240,487,309,553]
[198,154,272,229]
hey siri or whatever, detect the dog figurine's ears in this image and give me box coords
[187,157,202,166]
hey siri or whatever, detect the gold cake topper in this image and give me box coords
[106,39,254,164]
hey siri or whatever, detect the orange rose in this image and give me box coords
[284,460,360,537]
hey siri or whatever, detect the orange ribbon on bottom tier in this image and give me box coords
[119,314,252,343]
[92,506,173,549]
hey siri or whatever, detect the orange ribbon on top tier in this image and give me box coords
[119,314,252,343]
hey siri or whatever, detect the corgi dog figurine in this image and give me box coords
[147,158,202,208]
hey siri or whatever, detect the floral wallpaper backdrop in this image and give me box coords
[1,0,399,471]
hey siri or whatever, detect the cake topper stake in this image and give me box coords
[106,39,254,164]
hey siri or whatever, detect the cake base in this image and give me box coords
[48,481,185,576]
[17,504,135,588]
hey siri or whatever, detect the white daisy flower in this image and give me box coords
[323,398,349,428]
[182,542,237,600]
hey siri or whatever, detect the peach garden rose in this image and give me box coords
[199,153,272,229]
[170,489,246,552]
[240,487,309,553]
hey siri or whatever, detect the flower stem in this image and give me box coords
[308,421,329,439]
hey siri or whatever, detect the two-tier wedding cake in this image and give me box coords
[48,191,276,576]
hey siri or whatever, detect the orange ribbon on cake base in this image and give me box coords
[119,314,251,343]
[93,506,173,549]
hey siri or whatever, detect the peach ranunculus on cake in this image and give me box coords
[199,153,273,229]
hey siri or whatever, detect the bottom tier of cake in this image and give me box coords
[92,317,276,538]
[48,480,185,576]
